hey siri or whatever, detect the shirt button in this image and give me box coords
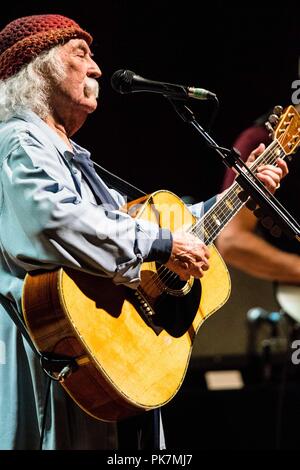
[72,168,78,174]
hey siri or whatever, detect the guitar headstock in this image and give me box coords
[265,105,300,156]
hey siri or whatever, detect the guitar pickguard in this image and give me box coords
[129,273,202,338]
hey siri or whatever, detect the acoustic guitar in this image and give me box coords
[22,105,300,421]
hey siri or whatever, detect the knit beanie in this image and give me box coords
[0,14,93,80]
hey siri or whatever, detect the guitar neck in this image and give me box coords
[190,139,286,244]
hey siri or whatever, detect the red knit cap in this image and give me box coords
[0,14,93,80]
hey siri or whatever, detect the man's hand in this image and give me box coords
[246,143,289,192]
[165,231,210,281]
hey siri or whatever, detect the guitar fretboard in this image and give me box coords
[190,140,285,244]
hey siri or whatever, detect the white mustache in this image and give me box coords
[84,78,99,98]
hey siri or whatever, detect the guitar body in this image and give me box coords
[22,190,230,421]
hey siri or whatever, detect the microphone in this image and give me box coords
[111,69,217,101]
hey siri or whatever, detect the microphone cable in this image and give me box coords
[206,94,219,132]
[39,376,52,450]
[38,354,78,450]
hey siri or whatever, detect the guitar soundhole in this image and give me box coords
[158,270,185,289]
[152,275,202,337]
[155,263,193,297]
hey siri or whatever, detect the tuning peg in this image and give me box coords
[268,114,279,126]
[273,105,283,116]
[264,121,275,138]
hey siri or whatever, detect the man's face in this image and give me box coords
[55,39,101,114]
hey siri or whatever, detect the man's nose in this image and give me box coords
[88,59,102,79]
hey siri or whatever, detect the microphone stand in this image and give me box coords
[167,98,300,242]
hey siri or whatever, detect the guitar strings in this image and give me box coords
[139,136,289,304]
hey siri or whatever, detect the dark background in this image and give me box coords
[2,1,300,201]
[3,1,300,451]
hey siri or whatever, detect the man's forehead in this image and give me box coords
[64,38,91,51]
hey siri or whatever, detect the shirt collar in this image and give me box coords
[13,109,91,162]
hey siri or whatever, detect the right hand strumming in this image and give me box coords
[165,231,210,281]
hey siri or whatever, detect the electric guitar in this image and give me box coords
[22,105,300,421]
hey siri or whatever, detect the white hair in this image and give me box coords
[0,45,66,122]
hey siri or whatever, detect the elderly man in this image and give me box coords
[0,14,287,450]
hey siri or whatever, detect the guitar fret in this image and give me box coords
[225,199,234,210]
[191,139,286,243]
[212,214,221,226]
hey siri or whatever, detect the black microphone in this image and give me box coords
[111,69,217,101]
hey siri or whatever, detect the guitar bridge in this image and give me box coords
[130,289,163,335]
[134,290,155,316]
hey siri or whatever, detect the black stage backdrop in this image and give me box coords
[1,1,300,202]
[2,1,300,454]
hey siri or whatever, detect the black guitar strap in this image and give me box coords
[0,293,39,356]
[91,160,147,201]
[0,293,76,377]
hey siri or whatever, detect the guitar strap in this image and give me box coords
[0,294,76,376]
[0,293,39,356]
[91,160,147,201]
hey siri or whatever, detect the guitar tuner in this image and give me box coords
[268,114,279,125]
[273,105,283,115]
